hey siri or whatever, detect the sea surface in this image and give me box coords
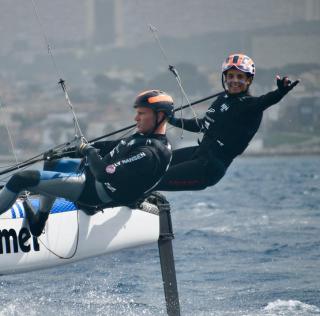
[0,156,319,316]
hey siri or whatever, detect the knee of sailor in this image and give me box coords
[7,170,41,192]
[205,160,227,187]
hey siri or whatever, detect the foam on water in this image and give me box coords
[263,299,320,315]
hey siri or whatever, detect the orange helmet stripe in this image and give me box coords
[148,95,174,104]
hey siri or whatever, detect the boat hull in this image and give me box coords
[0,198,159,275]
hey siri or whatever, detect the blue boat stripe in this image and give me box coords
[7,198,77,219]
[50,199,77,213]
[16,203,24,218]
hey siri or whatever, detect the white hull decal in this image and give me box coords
[0,198,159,275]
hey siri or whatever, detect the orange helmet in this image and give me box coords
[222,53,255,77]
[134,90,174,117]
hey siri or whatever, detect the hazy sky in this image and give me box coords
[0,0,318,54]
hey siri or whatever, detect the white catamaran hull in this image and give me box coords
[0,198,159,275]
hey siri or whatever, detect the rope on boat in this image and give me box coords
[37,209,80,260]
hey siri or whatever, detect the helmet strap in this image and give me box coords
[153,111,159,134]
[221,73,227,93]
[148,111,166,136]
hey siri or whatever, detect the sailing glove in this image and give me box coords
[276,76,299,95]
[77,142,95,156]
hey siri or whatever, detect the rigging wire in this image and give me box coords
[0,90,224,178]
[1,0,136,253]
[147,25,182,137]
[0,99,33,200]
[148,24,200,130]
[132,2,201,134]
[0,2,225,178]
[30,0,86,141]
[0,99,19,166]
[0,99,26,185]
[0,142,68,177]
[1,1,86,259]
[116,125,137,139]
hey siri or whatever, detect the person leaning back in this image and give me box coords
[156,53,299,191]
[0,90,173,236]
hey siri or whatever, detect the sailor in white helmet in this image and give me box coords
[156,53,299,191]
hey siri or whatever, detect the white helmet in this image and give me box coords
[222,53,255,77]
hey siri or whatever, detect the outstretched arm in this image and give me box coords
[249,76,299,111]
[169,116,204,133]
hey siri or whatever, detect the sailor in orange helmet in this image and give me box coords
[0,90,173,236]
[156,53,299,191]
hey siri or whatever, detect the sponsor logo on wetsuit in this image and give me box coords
[220,104,229,112]
[106,164,116,174]
[120,152,146,165]
[104,182,117,192]
[127,139,136,146]
[0,228,40,254]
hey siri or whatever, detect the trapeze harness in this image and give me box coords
[156,89,288,191]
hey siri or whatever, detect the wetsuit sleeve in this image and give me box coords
[247,89,287,112]
[84,146,157,183]
[55,139,120,159]
[169,116,203,132]
[92,140,120,156]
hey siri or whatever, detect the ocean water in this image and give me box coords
[0,156,319,316]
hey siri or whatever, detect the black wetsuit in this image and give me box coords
[78,133,172,205]
[156,89,288,191]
